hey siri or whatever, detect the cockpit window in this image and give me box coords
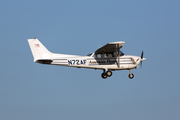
[94,51,125,58]
[119,51,125,56]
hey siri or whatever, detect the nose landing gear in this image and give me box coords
[128,70,134,79]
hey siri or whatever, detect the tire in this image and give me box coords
[128,73,134,79]
[106,71,112,77]
[101,73,107,79]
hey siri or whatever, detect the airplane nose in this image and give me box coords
[141,58,146,61]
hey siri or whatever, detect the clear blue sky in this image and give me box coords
[0,0,180,120]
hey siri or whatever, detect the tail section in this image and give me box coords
[27,38,53,63]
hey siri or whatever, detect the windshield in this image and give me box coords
[119,50,125,56]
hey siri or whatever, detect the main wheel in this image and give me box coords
[106,71,112,77]
[101,73,107,79]
[128,73,134,79]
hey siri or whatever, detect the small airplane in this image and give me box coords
[28,38,146,79]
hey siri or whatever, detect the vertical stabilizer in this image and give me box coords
[27,38,53,62]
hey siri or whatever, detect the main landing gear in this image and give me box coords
[101,70,134,79]
[101,70,112,79]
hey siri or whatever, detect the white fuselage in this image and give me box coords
[28,38,146,79]
[44,53,141,71]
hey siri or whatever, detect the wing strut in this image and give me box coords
[117,44,120,68]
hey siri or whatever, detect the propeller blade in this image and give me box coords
[141,51,144,59]
[140,51,144,68]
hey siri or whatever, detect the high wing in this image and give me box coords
[95,41,125,54]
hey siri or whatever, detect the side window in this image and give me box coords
[104,53,107,58]
[95,54,101,58]
[106,52,114,58]
[112,52,116,57]
[95,52,119,58]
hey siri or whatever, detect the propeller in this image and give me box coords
[140,51,144,68]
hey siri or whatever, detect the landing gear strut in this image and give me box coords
[128,70,134,79]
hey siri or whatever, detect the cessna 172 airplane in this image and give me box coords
[28,38,146,79]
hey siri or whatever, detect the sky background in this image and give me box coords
[0,0,180,120]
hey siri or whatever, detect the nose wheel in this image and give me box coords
[128,70,134,79]
[128,73,134,79]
